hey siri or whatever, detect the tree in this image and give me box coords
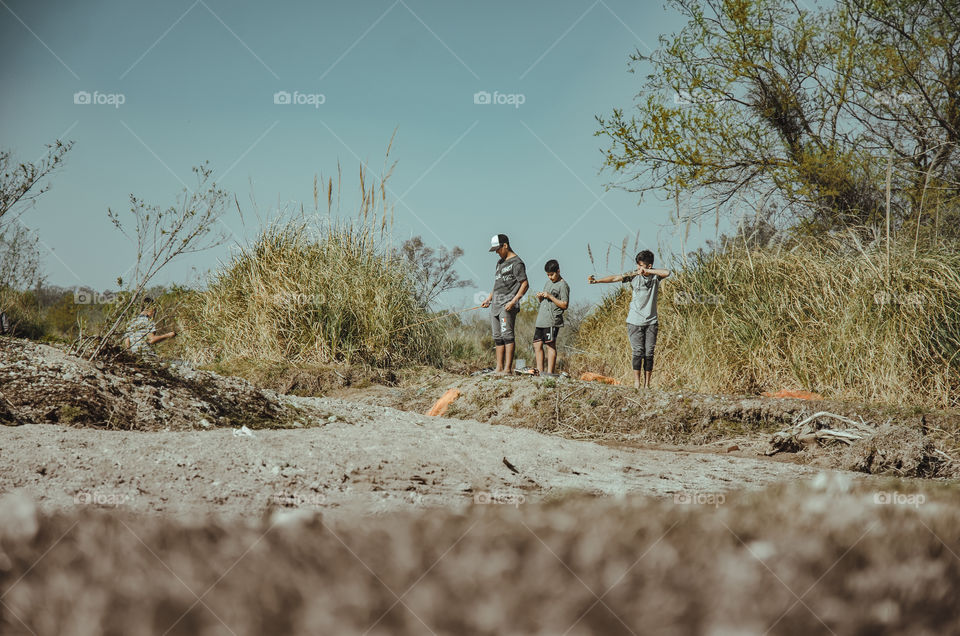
[0,141,72,326]
[596,0,959,236]
[396,236,471,309]
[83,163,230,359]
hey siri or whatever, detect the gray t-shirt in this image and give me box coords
[535,279,570,328]
[491,256,527,314]
[624,274,660,326]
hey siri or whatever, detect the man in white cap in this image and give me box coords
[481,233,528,374]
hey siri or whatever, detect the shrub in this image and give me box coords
[179,220,443,368]
[575,236,960,408]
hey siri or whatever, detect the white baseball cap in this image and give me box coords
[489,233,509,252]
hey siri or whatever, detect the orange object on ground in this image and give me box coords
[426,389,462,416]
[761,389,823,400]
[580,372,621,386]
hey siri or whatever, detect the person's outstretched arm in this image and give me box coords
[589,273,627,284]
[636,264,670,279]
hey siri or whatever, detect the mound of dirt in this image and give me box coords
[2,477,957,635]
[0,337,321,431]
[351,373,960,478]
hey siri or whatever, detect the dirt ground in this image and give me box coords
[3,337,960,634]
[0,395,821,521]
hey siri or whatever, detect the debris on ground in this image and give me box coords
[579,372,620,385]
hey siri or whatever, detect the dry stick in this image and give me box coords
[885,154,893,278]
[386,305,482,335]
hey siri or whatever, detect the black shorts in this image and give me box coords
[533,326,560,344]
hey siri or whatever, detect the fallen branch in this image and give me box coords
[767,411,875,455]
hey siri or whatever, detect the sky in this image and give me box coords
[0,0,726,309]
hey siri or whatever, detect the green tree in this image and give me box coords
[596,0,959,236]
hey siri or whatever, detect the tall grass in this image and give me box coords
[575,236,960,408]
[179,220,443,367]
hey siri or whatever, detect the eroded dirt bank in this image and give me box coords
[1,477,957,636]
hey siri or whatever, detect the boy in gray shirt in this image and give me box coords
[589,250,670,389]
[481,233,529,374]
[534,259,570,375]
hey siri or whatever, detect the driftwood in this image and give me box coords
[767,411,876,455]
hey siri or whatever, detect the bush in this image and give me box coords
[179,220,443,368]
[575,237,960,408]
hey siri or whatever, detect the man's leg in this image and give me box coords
[492,313,505,372]
[504,342,515,373]
[545,342,558,374]
[533,338,545,373]
[501,310,518,374]
[627,324,644,389]
[643,323,658,388]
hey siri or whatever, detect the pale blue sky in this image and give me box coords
[1,0,724,308]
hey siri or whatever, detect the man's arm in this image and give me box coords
[589,274,628,284]
[505,280,528,311]
[639,266,670,279]
[480,292,493,308]
[146,331,176,344]
[543,287,569,310]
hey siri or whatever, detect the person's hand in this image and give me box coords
[637,265,648,276]
[505,300,516,312]
[536,292,546,300]
[480,298,491,308]
[588,275,597,284]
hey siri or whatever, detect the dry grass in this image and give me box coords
[575,236,960,408]
[177,220,443,368]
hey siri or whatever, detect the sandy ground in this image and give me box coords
[0,396,823,520]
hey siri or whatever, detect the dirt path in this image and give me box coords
[0,396,825,520]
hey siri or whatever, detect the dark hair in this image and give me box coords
[544,259,560,274]
[635,250,655,266]
[142,297,155,306]
[497,233,510,248]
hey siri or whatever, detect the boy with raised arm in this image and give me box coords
[589,250,670,389]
